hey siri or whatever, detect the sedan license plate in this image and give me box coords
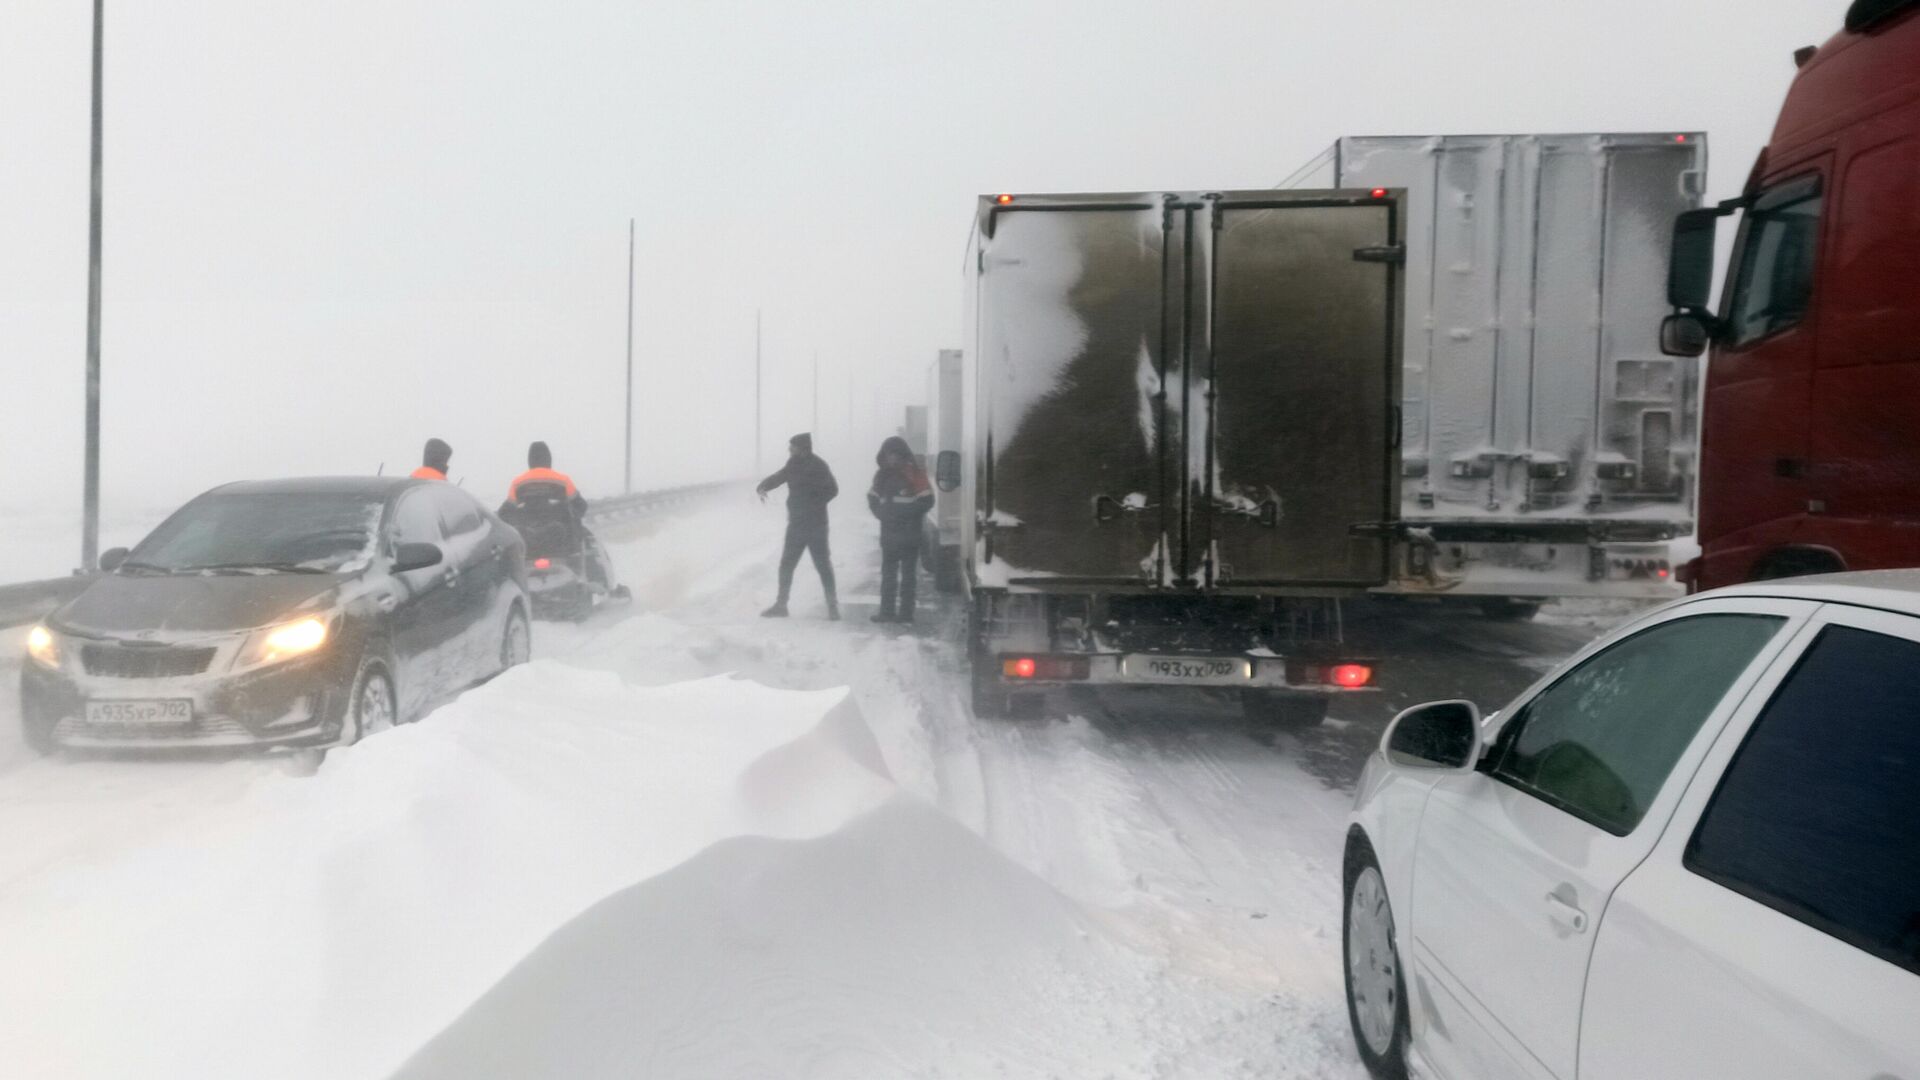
[85,699,192,726]
[1120,655,1251,685]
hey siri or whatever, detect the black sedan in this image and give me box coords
[20,477,530,753]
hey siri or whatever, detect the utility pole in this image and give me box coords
[753,309,762,476]
[81,0,105,573]
[623,218,634,494]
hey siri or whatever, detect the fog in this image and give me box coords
[2,0,1837,530]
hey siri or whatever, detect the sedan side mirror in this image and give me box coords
[391,542,444,573]
[935,450,962,493]
[1659,312,1714,358]
[99,547,129,572]
[1381,700,1482,771]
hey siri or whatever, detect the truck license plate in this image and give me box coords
[1120,656,1251,685]
[85,700,193,726]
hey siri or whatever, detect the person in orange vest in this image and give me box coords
[507,441,588,516]
[505,442,618,593]
[411,438,452,480]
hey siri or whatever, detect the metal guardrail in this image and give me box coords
[0,478,749,630]
[585,479,749,526]
[0,577,92,632]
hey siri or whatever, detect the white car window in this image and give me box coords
[1486,614,1784,836]
[1686,625,1920,976]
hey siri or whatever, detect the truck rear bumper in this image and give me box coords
[986,651,1378,692]
[1381,538,1683,600]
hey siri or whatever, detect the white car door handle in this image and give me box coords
[1545,890,1589,933]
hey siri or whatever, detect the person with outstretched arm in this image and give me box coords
[757,433,839,620]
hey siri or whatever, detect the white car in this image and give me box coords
[1342,572,1920,1080]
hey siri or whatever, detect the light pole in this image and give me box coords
[623,218,634,494]
[753,309,762,476]
[81,0,105,572]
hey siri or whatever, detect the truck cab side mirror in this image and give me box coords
[1381,700,1482,772]
[935,450,961,493]
[1667,207,1721,311]
[1660,312,1713,358]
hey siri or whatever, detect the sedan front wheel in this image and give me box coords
[346,662,396,744]
[1344,841,1411,1079]
[501,606,532,672]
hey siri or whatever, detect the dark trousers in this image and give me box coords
[777,522,835,602]
[880,541,918,617]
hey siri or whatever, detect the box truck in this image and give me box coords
[956,188,1402,723]
[923,348,966,593]
[1284,133,1707,616]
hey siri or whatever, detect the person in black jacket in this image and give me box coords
[867,435,934,624]
[757,433,840,619]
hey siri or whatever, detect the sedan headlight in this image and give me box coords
[238,617,331,669]
[25,624,61,669]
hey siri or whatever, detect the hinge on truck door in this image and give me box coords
[1353,244,1406,266]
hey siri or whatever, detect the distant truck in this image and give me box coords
[956,189,1402,723]
[1660,0,1920,590]
[1284,133,1707,617]
[923,348,965,593]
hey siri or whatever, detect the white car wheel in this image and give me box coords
[1344,848,1410,1078]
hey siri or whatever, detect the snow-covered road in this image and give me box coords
[0,497,1626,1079]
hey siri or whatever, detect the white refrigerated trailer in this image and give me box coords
[1283,133,1707,615]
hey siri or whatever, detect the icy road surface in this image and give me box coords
[0,498,1628,1079]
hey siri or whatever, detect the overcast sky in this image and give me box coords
[1,0,1840,523]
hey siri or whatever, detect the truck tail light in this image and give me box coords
[1001,656,1088,681]
[1286,658,1377,689]
[534,557,551,570]
[1329,664,1373,688]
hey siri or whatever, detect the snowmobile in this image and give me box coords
[498,488,629,621]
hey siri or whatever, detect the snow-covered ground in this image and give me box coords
[0,496,1572,1079]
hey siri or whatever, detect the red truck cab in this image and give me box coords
[1663,0,1920,590]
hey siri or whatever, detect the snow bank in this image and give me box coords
[0,662,890,1080]
[397,797,1137,1079]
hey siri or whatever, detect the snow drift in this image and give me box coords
[0,661,890,1080]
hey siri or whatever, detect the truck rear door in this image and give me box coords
[975,191,1401,589]
[976,202,1172,584]
[1201,193,1403,586]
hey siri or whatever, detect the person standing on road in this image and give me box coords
[411,438,452,481]
[867,435,933,624]
[757,433,840,620]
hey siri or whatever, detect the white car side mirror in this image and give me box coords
[1381,699,1482,772]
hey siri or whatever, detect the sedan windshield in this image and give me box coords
[129,493,383,573]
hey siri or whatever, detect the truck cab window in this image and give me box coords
[1723,179,1824,348]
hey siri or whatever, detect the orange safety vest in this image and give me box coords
[411,466,446,481]
[508,467,578,501]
